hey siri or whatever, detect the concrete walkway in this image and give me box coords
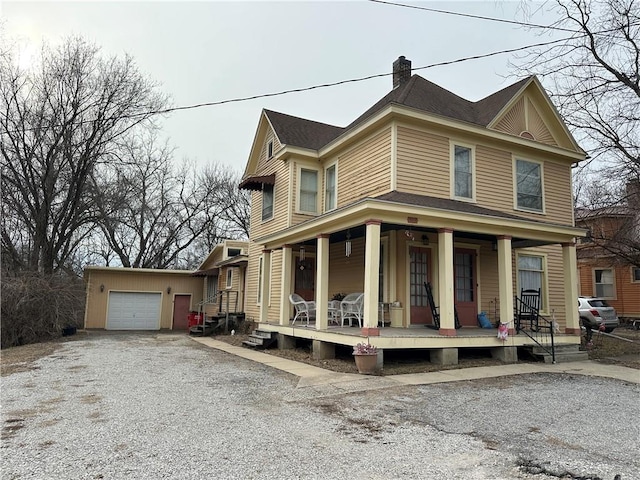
[191,337,640,393]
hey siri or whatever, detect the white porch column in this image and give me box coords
[497,235,514,330]
[279,245,292,326]
[315,235,330,330]
[259,249,271,324]
[562,242,580,335]
[437,228,456,335]
[363,220,381,335]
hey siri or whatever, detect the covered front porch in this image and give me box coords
[254,194,585,365]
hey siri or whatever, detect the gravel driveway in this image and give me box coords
[2,332,638,479]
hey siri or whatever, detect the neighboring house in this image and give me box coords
[83,239,249,331]
[192,240,249,319]
[239,56,586,365]
[576,181,640,320]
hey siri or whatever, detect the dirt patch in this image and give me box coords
[0,332,88,376]
[580,328,640,369]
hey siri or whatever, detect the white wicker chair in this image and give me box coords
[340,293,364,327]
[289,293,316,326]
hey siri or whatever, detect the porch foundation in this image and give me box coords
[312,340,335,360]
[278,334,296,350]
[490,346,518,363]
[431,348,458,365]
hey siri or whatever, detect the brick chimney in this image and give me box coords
[393,56,412,89]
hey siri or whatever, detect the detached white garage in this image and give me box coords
[106,292,162,330]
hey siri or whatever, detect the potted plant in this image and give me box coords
[331,293,346,301]
[353,342,379,375]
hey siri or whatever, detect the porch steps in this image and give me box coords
[189,324,213,336]
[242,329,277,350]
[527,344,589,364]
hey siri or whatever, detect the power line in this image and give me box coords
[367,0,582,33]
[3,34,579,133]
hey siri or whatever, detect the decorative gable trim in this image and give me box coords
[243,111,282,178]
[487,77,583,153]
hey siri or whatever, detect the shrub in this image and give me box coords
[1,271,85,349]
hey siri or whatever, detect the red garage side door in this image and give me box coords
[172,294,191,330]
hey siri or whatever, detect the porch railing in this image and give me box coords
[514,295,556,363]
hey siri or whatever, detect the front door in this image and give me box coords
[172,294,191,330]
[454,248,477,327]
[295,256,315,301]
[409,246,431,325]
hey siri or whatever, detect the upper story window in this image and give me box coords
[261,184,274,221]
[226,247,242,258]
[632,267,640,283]
[299,168,318,214]
[267,141,273,159]
[453,144,474,200]
[325,164,336,211]
[515,158,543,212]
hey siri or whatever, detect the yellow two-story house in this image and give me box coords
[239,57,586,365]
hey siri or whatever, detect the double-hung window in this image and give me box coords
[261,184,274,221]
[594,269,614,297]
[226,269,233,289]
[299,168,318,213]
[633,267,640,283]
[325,164,336,211]
[453,145,473,200]
[517,254,546,310]
[515,159,543,212]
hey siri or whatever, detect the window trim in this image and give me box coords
[225,269,233,289]
[516,252,549,313]
[267,140,274,159]
[632,266,640,284]
[450,142,476,202]
[261,183,274,221]
[324,162,338,212]
[513,157,545,214]
[296,165,320,215]
[593,267,616,299]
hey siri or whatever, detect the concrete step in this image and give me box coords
[529,344,589,363]
[242,330,277,350]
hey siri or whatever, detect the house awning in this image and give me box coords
[191,267,219,277]
[239,173,275,191]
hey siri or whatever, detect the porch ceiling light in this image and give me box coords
[345,230,352,257]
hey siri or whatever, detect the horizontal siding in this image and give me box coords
[256,130,281,172]
[396,125,574,226]
[244,242,262,322]
[578,260,640,318]
[396,126,449,198]
[85,270,203,329]
[328,239,366,297]
[337,127,391,206]
[475,144,513,213]
[250,157,290,240]
[268,250,283,322]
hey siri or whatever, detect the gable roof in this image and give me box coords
[261,75,535,153]
[263,109,344,150]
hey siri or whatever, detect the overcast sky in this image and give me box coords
[3,1,562,173]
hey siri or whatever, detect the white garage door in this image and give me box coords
[106,292,162,330]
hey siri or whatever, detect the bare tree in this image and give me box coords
[514,0,639,181]
[0,36,167,273]
[91,134,246,269]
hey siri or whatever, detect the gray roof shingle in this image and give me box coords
[264,75,532,151]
